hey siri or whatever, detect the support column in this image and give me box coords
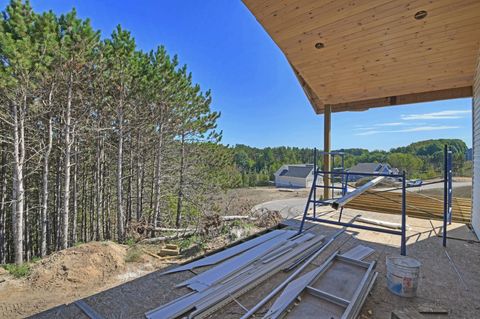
[323,105,331,199]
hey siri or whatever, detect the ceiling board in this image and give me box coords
[243,0,480,113]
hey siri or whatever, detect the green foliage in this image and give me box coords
[177,235,206,251]
[232,139,469,185]
[2,263,30,278]
[125,238,136,247]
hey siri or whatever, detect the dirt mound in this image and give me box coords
[29,241,127,289]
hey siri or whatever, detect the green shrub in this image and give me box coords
[125,238,136,247]
[3,263,30,278]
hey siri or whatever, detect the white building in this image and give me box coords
[274,164,314,188]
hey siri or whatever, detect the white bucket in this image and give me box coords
[386,256,421,297]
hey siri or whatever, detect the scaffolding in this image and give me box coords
[298,149,408,255]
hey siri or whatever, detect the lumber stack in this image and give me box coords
[345,191,471,223]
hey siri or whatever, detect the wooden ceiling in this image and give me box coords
[242,0,480,113]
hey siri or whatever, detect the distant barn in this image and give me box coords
[274,164,314,188]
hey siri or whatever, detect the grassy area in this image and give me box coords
[418,185,472,199]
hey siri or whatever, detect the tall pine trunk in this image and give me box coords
[62,74,73,249]
[116,101,125,241]
[176,134,185,228]
[40,115,53,257]
[71,131,78,244]
[0,143,7,264]
[152,126,163,235]
[12,96,26,264]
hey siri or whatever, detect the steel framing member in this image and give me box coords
[443,144,454,247]
[263,251,377,319]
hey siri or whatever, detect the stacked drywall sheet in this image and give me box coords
[145,229,325,319]
[263,246,377,319]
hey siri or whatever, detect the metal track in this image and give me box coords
[74,300,104,319]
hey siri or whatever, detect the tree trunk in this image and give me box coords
[62,74,73,249]
[136,160,143,221]
[0,143,7,264]
[116,101,125,242]
[94,135,100,240]
[71,133,78,244]
[127,143,133,226]
[12,98,26,265]
[176,134,185,228]
[136,131,143,221]
[152,126,163,236]
[40,116,53,257]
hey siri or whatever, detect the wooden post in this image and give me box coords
[323,105,331,199]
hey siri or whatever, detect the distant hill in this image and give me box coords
[232,139,470,186]
[390,139,467,156]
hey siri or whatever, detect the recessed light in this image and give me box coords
[414,10,427,20]
[315,42,325,49]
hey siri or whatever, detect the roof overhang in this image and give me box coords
[243,0,480,114]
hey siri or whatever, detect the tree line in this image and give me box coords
[0,1,238,265]
[232,139,470,186]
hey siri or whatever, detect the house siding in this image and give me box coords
[275,176,311,188]
[473,50,480,238]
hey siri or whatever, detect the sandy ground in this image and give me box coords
[27,207,480,319]
[1,187,478,318]
[0,242,179,319]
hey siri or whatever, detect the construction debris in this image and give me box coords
[145,230,325,319]
[160,247,180,257]
[263,249,377,319]
[391,308,425,319]
[240,217,360,319]
[345,191,471,223]
[221,215,257,221]
[162,229,295,275]
[140,232,195,244]
[340,244,375,260]
[356,216,407,230]
[74,300,104,319]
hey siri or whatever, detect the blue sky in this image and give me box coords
[9,0,472,151]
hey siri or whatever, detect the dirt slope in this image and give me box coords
[0,241,163,318]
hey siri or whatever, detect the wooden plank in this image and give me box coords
[328,87,472,113]
[283,2,480,61]
[391,308,425,319]
[304,40,479,81]
[323,75,474,106]
[345,191,471,223]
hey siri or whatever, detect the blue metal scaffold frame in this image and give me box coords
[298,148,408,256]
[443,144,453,247]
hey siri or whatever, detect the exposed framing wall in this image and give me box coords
[472,49,480,238]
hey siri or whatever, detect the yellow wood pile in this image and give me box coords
[345,191,471,224]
